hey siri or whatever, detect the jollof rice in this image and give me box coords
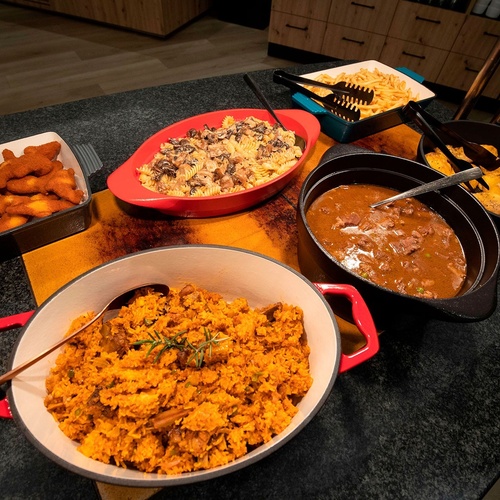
[44,284,312,474]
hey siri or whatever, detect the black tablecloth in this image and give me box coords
[1,62,499,500]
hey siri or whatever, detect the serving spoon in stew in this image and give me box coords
[0,283,169,385]
[370,166,484,208]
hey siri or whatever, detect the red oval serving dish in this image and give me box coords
[107,108,320,217]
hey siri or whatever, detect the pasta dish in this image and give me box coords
[137,116,303,197]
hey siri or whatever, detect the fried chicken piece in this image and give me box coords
[31,192,59,200]
[0,141,84,232]
[1,148,16,161]
[24,141,61,160]
[44,167,84,204]
[6,160,64,195]
[0,153,54,189]
[6,175,45,194]
[0,194,31,215]
[0,213,29,232]
[6,194,75,218]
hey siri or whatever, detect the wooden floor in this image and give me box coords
[0,3,297,115]
[0,2,492,122]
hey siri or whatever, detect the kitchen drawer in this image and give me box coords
[271,0,331,20]
[269,11,327,53]
[328,0,398,35]
[322,24,385,61]
[380,37,448,82]
[437,52,500,99]
[388,2,465,51]
[452,15,500,59]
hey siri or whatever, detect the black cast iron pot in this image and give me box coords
[416,120,500,228]
[297,151,500,330]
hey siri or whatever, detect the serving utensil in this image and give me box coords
[370,166,484,208]
[273,69,374,105]
[273,70,361,122]
[401,101,490,192]
[403,101,499,171]
[243,73,307,151]
[0,283,169,385]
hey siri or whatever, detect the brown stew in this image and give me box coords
[306,184,467,299]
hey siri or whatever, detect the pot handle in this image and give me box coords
[0,310,34,332]
[0,310,34,420]
[0,397,12,420]
[314,283,379,373]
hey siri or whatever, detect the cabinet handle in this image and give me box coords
[285,23,308,31]
[351,1,375,9]
[484,31,500,38]
[342,37,365,45]
[402,51,426,60]
[415,16,441,24]
[465,66,480,74]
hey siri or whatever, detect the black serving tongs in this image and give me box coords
[273,70,361,122]
[403,101,500,171]
[274,69,375,105]
[402,101,490,192]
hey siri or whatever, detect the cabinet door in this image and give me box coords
[452,16,500,59]
[328,0,398,35]
[271,0,331,20]
[437,52,500,98]
[322,24,385,60]
[388,2,465,51]
[269,11,327,53]
[380,37,449,82]
[52,0,166,35]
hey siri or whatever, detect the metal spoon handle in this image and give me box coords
[0,283,169,385]
[0,305,109,385]
[1,329,84,385]
[370,167,484,208]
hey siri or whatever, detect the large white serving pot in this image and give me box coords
[7,245,378,487]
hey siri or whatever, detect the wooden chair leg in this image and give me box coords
[453,39,500,121]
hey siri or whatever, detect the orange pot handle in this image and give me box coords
[314,283,379,373]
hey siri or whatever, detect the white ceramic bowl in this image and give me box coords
[7,245,378,487]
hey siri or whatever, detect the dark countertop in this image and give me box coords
[1,62,499,500]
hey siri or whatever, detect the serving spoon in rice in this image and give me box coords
[0,283,169,385]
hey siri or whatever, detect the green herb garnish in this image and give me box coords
[133,327,228,368]
[133,329,187,363]
[185,328,228,368]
